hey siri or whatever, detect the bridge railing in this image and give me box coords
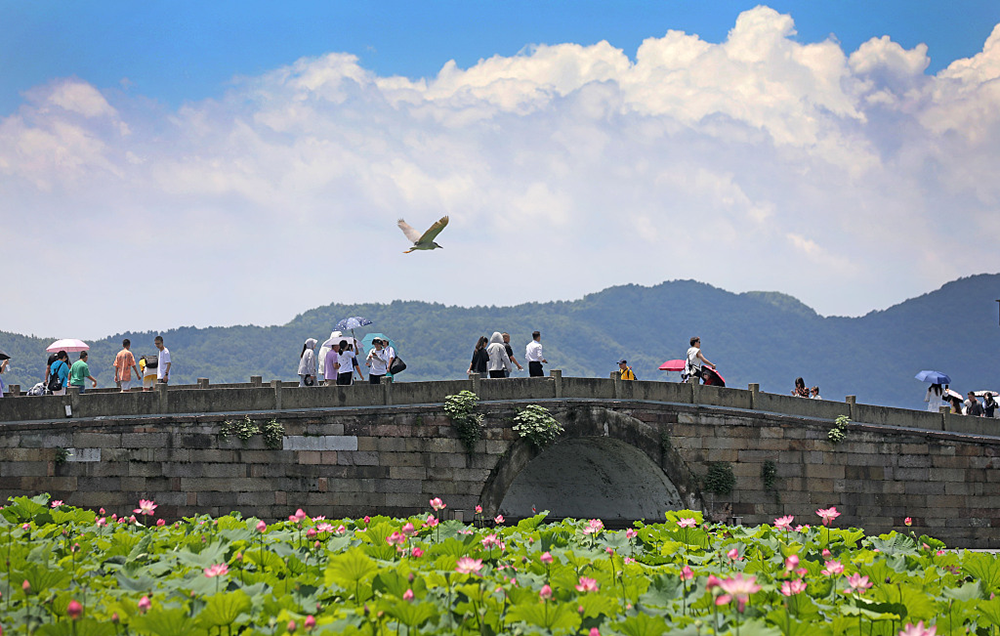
[0,372,994,437]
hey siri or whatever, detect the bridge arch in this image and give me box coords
[480,405,703,521]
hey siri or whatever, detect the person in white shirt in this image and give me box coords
[810,386,822,400]
[367,339,390,384]
[525,331,547,377]
[154,336,171,384]
[337,340,365,385]
[685,336,714,384]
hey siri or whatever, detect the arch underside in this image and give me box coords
[498,436,685,521]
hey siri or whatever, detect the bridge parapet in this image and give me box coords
[0,373,993,436]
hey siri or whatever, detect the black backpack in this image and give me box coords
[48,361,65,392]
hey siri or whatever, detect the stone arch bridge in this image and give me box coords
[0,373,998,548]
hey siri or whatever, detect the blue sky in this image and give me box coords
[3,1,999,115]
[3,2,1000,338]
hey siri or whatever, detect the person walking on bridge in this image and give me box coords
[502,333,524,376]
[487,332,513,379]
[525,331,547,377]
[154,336,171,384]
[113,339,141,392]
[685,336,715,384]
[618,359,636,380]
[298,338,318,387]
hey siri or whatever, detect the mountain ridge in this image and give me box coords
[3,274,997,409]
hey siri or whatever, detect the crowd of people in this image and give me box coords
[925,383,997,417]
[6,337,172,397]
[791,377,822,400]
[467,331,548,378]
[297,336,396,386]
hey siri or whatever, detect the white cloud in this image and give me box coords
[2,6,1000,338]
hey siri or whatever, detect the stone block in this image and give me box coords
[804,464,845,480]
[430,454,468,469]
[376,479,422,494]
[298,451,323,465]
[337,451,380,466]
[378,453,428,467]
[121,433,169,448]
[389,466,427,480]
[928,468,967,483]
[284,436,359,452]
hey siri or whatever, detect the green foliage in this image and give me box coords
[704,461,736,496]
[762,459,777,491]
[828,415,851,444]
[221,415,259,441]
[261,419,285,449]
[53,447,71,465]
[511,404,565,448]
[0,495,993,634]
[443,390,483,454]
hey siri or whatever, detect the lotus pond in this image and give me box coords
[0,494,997,635]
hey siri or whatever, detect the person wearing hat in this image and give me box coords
[618,359,636,381]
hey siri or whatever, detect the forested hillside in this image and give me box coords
[3,275,997,408]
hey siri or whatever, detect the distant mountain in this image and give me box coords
[3,275,998,409]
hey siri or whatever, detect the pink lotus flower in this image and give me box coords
[295,509,307,521]
[304,615,316,631]
[306,528,317,539]
[845,573,872,594]
[455,557,483,575]
[494,514,505,524]
[904,517,913,527]
[727,548,742,561]
[401,522,416,536]
[402,589,414,601]
[625,528,638,539]
[316,523,334,534]
[429,498,446,511]
[677,517,697,529]
[288,620,297,633]
[475,505,483,514]
[363,516,370,524]
[539,584,553,600]
[482,534,502,549]
[51,500,63,508]
[386,531,406,547]
[680,565,694,581]
[67,599,83,620]
[134,499,157,516]
[425,515,439,528]
[816,507,841,526]
[899,621,937,636]
[822,560,844,576]
[785,554,799,571]
[774,515,794,531]
[822,549,832,558]
[256,520,267,533]
[155,519,165,527]
[590,629,600,636]
[795,524,810,532]
[715,574,761,613]
[22,580,30,593]
[781,579,807,596]
[336,525,346,534]
[99,508,105,515]
[540,551,554,564]
[575,577,599,593]
[706,574,722,590]
[411,547,424,558]
[96,517,106,527]
[204,563,229,578]
[583,519,605,535]
[138,596,151,614]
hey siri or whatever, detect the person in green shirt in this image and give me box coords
[69,351,97,393]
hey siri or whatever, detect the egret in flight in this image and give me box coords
[397,216,449,253]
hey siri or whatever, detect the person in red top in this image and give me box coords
[113,339,141,393]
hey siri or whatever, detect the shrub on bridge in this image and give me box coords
[0,493,994,635]
[444,390,484,454]
[512,404,565,448]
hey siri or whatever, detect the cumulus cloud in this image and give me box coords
[2,6,1000,338]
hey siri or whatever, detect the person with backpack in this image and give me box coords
[618,359,636,380]
[140,354,158,391]
[48,351,70,396]
[685,336,715,384]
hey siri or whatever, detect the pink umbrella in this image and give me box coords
[659,359,686,372]
[46,338,90,353]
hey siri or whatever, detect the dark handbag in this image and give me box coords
[304,375,315,387]
[389,356,406,375]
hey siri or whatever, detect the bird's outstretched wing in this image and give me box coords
[397,219,422,243]
[418,216,449,243]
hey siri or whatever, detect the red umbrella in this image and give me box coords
[659,359,686,372]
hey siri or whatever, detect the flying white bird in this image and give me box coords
[397,216,449,253]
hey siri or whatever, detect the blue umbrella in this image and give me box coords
[336,317,373,332]
[915,370,951,385]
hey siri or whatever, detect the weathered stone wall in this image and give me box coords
[0,389,997,547]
